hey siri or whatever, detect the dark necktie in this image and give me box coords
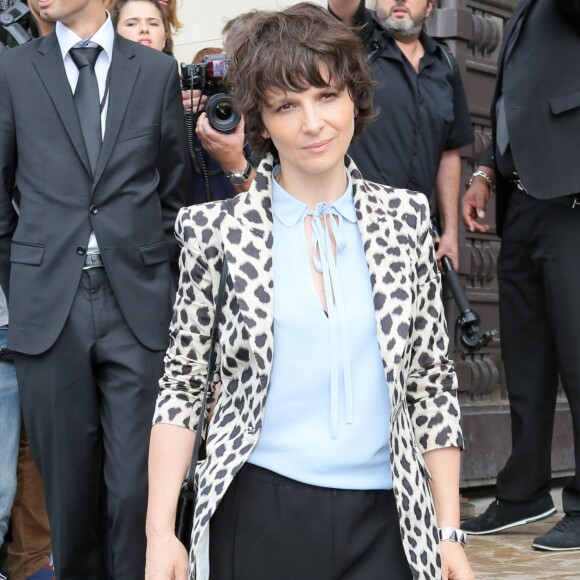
[70,46,103,176]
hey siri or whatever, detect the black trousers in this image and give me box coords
[209,463,412,580]
[14,268,164,579]
[496,188,580,513]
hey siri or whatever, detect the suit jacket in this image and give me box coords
[154,156,464,580]
[0,32,189,353]
[481,0,580,234]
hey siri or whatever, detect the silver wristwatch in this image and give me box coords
[224,160,252,185]
[438,527,467,546]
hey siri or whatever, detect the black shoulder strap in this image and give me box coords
[434,39,457,83]
[364,13,389,63]
[184,198,234,492]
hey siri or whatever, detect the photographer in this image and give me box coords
[182,49,255,205]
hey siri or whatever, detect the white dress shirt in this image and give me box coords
[55,14,115,254]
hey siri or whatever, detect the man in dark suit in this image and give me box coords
[460,0,580,551]
[0,0,189,576]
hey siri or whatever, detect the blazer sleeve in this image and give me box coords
[0,60,19,300]
[479,143,495,169]
[405,197,464,453]
[153,206,221,430]
[157,61,190,264]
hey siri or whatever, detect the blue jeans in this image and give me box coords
[0,327,20,546]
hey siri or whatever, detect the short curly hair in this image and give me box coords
[225,2,375,158]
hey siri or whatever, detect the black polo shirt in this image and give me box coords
[344,4,473,196]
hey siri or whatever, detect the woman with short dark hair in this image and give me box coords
[145,4,473,580]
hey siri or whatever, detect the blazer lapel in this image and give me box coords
[493,0,534,105]
[350,158,409,410]
[92,36,139,192]
[220,159,275,381]
[33,32,92,177]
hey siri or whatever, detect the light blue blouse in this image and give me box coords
[248,167,393,490]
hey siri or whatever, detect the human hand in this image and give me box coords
[435,229,458,272]
[145,531,189,580]
[440,541,474,580]
[195,113,247,174]
[461,179,491,233]
[182,89,206,114]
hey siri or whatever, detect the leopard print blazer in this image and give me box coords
[153,155,464,580]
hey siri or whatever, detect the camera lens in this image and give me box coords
[215,101,232,121]
[206,93,241,133]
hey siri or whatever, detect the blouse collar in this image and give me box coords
[271,165,356,227]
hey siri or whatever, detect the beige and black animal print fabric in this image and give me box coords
[154,155,464,580]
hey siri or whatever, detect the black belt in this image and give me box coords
[83,253,104,269]
[510,174,580,209]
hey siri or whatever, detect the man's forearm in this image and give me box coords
[471,165,495,201]
[435,149,461,236]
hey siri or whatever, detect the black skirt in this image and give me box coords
[209,463,413,580]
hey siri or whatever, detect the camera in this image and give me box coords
[0,1,37,52]
[181,54,241,133]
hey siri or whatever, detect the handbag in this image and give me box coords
[175,198,233,552]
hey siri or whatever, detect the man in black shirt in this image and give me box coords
[329,0,473,269]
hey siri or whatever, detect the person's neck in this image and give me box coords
[276,166,348,211]
[38,20,56,36]
[394,36,424,72]
[62,9,107,40]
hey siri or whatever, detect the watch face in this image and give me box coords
[227,161,251,185]
[228,174,247,185]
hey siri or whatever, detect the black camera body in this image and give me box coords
[181,54,240,133]
[0,1,38,53]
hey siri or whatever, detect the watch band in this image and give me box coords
[438,527,467,546]
[224,160,252,185]
[469,170,494,189]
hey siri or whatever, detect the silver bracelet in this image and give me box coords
[469,170,494,189]
[438,527,467,546]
